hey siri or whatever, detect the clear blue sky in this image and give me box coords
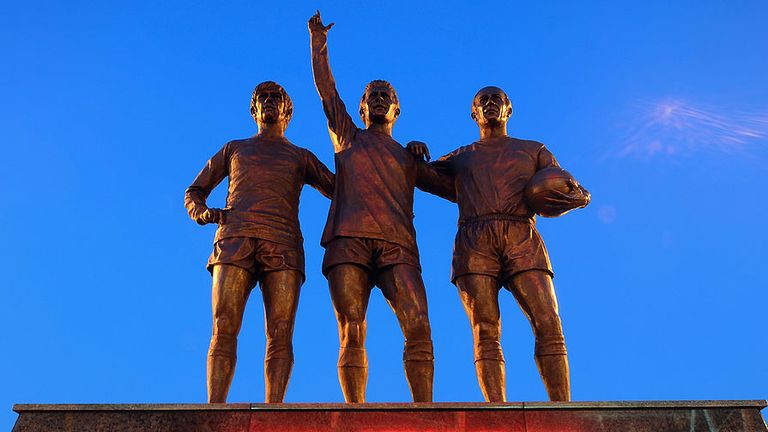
[2,0,767,428]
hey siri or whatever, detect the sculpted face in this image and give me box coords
[255,89,287,124]
[471,86,512,127]
[360,83,400,125]
[250,81,293,126]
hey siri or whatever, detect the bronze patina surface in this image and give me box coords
[184,81,335,403]
[308,11,453,403]
[410,87,590,402]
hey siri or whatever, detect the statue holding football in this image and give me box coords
[185,10,590,404]
[408,85,590,402]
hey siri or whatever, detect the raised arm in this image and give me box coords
[184,144,230,225]
[304,149,336,199]
[308,11,356,152]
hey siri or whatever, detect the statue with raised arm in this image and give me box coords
[184,81,334,403]
[308,11,446,403]
[409,87,590,402]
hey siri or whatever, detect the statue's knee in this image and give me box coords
[404,339,434,362]
[532,311,566,356]
[209,334,237,358]
[405,314,432,341]
[472,321,503,362]
[337,314,367,367]
[402,312,433,362]
[338,346,367,368]
[473,320,501,341]
[212,310,240,336]
[340,320,365,347]
[533,312,563,337]
[265,320,294,361]
[267,319,292,341]
[535,334,567,357]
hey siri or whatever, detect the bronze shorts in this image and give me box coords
[208,237,305,282]
[322,236,421,275]
[451,219,552,284]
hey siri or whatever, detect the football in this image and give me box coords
[525,167,588,217]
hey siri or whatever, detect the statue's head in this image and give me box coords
[471,86,513,128]
[359,80,400,127]
[250,81,293,126]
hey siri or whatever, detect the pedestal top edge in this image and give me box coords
[12,400,767,413]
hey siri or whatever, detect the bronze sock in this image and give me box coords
[534,335,570,401]
[264,357,293,403]
[207,334,237,403]
[404,360,434,402]
[338,347,367,402]
[475,359,506,402]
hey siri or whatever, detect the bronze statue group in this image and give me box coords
[184,12,590,405]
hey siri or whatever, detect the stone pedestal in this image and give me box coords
[12,400,767,432]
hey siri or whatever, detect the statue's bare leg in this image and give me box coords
[208,264,252,403]
[456,274,506,402]
[507,270,570,401]
[260,269,302,403]
[327,264,372,403]
[378,264,434,402]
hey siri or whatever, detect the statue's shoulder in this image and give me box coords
[226,137,254,150]
[283,138,305,151]
[507,137,546,152]
[278,138,312,157]
[435,143,473,163]
[288,141,316,159]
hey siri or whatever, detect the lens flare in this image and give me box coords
[619,99,768,157]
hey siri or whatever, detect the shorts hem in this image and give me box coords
[451,268,554,285]
[258,268,307,285]
[501,267,555,286]
[207,262,306,284]
[450,271,502,285]
[207,261,257,275]
[323,261,421,277]
[322,261,370,277]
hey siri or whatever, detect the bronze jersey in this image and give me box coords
[185,136,334,247]
[311,31,450,253]
[319,92,424,252]
[431,137,559,222]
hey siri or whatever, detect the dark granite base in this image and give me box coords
[12,400,768,432]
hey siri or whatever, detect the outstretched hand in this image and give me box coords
[406,141,431,161]
[308,10,334,33]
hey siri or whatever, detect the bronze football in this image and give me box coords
[525,167,584,217]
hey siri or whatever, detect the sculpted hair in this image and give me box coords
[359,80,399,119]
[472,86,513,116]
[250,81,293,123]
